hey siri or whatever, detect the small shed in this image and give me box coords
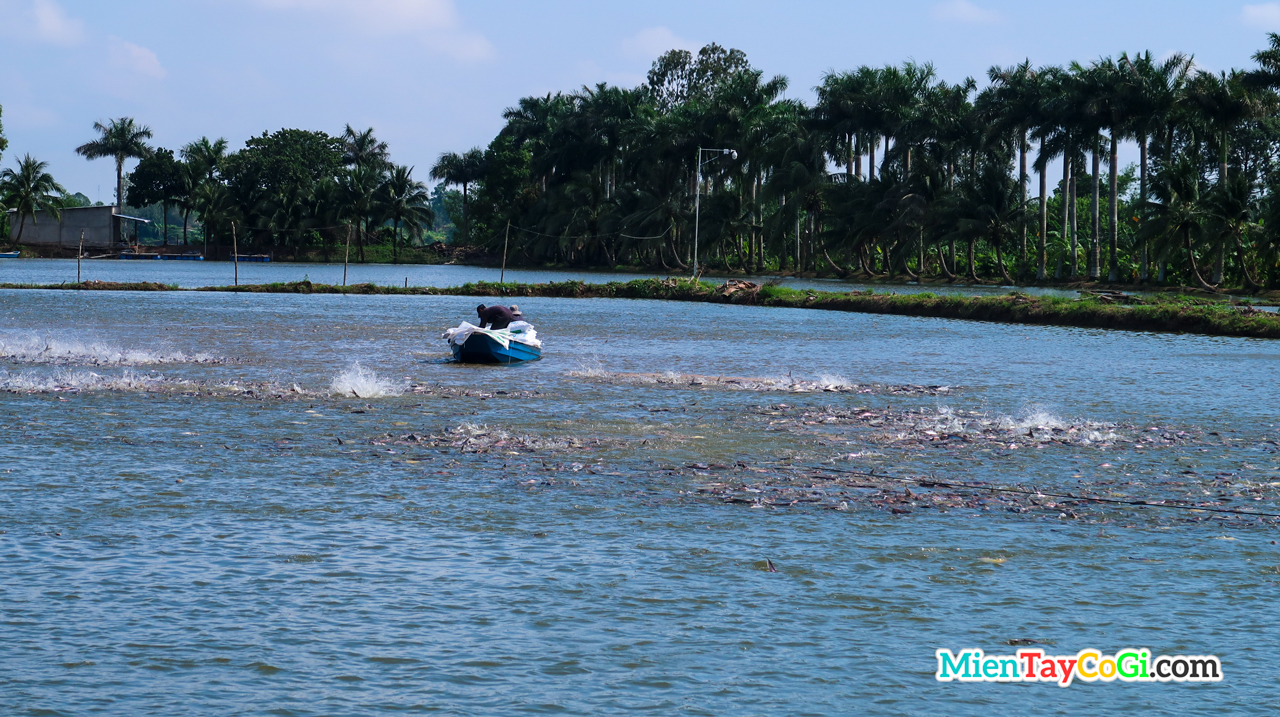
[6,205,140,250]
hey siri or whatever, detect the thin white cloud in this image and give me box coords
[931,0,1002,24]
[249,0,492,60]
[620,26,698,61]
[30,0,85,45]
[1243,3,1280,28]
[109,37,167,79]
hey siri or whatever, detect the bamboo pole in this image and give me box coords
[501,219,510,284]
[232,222,239,287]
[77,230,84,283]
[343,225,351,287]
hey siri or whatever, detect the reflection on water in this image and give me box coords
[1,288,1276,715]
[2,257,1085,296]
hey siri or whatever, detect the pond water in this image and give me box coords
[1,288,1276,715]
[0,258,1084,297]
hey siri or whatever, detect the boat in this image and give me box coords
[160,254,205,261]
[0,251,20,259]
[120,252,160,260]
[233,254,271,262]
[444,321,543,364]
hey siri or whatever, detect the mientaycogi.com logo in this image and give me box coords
[935,648,1222,686]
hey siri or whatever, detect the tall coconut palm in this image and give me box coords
[1117,52,1192,281]
[180,137,228,247]
[430,148,485,242]
[986,60,1040,278]
[378,165,433,263]
[1138,154,1214,290]
[342,125,391,170]
[75,117,153,209]
[0,155,66,244]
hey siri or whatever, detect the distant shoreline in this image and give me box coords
[3,278,1278,340]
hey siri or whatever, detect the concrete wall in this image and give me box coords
[7,206,120,249]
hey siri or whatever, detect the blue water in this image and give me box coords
[0,257,1084,297]
[1,289,1276,715]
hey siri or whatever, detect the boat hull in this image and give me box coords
[450,333,541,364]
[0,251,20,259]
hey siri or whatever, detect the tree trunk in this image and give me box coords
[1139,136,1149,282]
[868,141,876,182]
[393,218,400,264]
[1185,228,1216,291]
[182,209,190,246]
[162,202,170,246]
[1018,128,1027,280]
[936,244,956,280]
[1069,160,1079,278]
[116,157,125,210]
[967,238,978,282]
[1037,160,1048,281]
[1108,133,1119,282]
[1235,235,1262,291]
[1061,157,1071,279]
[996,240,1012,284]
[1090,146,1100,279]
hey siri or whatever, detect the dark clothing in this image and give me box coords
[477,305,515,330]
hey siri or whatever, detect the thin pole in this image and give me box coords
[343,225,351,287]
[77,230,84,283]
[232,222,239,287]
[693,147,701,280]
[501,219,510,284]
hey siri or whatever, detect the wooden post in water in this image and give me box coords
[500,219,510,285]
[77,230,84,283]
[343,225,352,287]
[232,222,239,287]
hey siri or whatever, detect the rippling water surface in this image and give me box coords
[2,288,1277,715]
[0,257,1084,296]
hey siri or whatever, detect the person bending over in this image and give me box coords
[476,303,515,330]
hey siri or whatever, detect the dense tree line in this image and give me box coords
[440,40,1280,289]
[118,124,436,261]
[1,111,442,261]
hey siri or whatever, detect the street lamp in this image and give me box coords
[692,147,737,279]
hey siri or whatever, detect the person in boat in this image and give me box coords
[476,303,515,330]
[509,304,524,321]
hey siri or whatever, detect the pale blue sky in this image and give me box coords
[1,0,1277,200]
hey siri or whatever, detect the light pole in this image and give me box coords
[693,147,737,280]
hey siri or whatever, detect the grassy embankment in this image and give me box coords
[3,278,1279,339]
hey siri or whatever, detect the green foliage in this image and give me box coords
[127,148,184,209]
[222,129,344,207]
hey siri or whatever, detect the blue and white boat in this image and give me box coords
[444,321,543,364]
[0,251,20,259]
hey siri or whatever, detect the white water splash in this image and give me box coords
[0,369,169,392]
[996,406,1069,432]
[329,362,406,398]
[815,374,857,391]
[0,333,221,366]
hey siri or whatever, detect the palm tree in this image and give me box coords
[378,165,433,263]
[342,125,391,170]
[1117,52,1192,282]
[338,164,382,262]
[0,155,66,244]
[430,148,485,242]
[181,137,228,183]
[75,118,153,210]
[1138,154,1214,290]
[986,60,1038,278]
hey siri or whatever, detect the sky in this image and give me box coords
[2,0,1279,201]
